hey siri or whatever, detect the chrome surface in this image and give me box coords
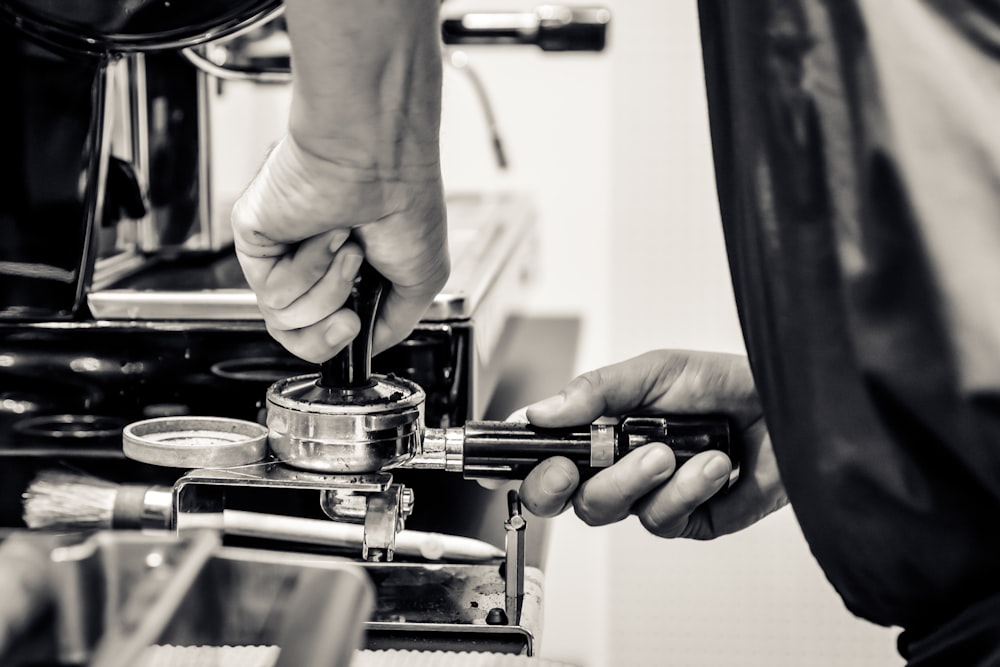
[362,485,403,562]
[266,373,424,474]
[88,289,260,320]
[86,192,536,322]
[0,0,283,54]
[590,422,615,468]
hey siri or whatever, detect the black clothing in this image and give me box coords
[698,0,1000,662]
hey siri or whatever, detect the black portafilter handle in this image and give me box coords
[459,416,739,488]
[318,261,385,389]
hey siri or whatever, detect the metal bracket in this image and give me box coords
[173,462,411,561]
[363,486,402,562]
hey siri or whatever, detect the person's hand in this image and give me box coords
[518,349,787,539]
[232,136,449,364]
[231,0,448,364]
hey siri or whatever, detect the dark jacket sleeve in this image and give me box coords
[697,1,1000,662]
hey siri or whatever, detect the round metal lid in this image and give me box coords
[122,416,268,468]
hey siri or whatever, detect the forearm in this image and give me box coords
[283,0,443,182]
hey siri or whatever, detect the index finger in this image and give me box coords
[526,350,761,430]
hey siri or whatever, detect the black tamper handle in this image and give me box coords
[319,262,385,389]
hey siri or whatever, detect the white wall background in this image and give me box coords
[439,1,904,665]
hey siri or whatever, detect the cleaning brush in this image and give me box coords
[22,470,504,562]
[23,470,172,531]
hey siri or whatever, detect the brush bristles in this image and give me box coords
[22,470,118,531]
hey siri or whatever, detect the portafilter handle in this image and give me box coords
[408,416,741,490]
[319,261,385,390]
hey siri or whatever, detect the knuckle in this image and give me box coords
[567,371,602,398]
[266,309,302,331]
[607,463,637,505]
[268,300,329,331]
[673,472,713,511]
[266,327,328,364]
[573,502,603,527]
[570,463,644,527]
[293,258,329,285]
[572,491,608,526]
[638,510,686,539]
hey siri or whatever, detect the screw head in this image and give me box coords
[485,607,508,626]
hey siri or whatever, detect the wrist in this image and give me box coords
[287,125,442,185]
[278,135,443,223]
[284,0,443,175]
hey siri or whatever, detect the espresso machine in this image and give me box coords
[0,5,696,664]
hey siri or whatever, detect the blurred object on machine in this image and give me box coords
[1,523,542,662]
[442,6,610,51]
[0,532,61,663]
[355,650,580,667]
[181,4,610,86]
[41,530,372,667]
[134,645,280,667]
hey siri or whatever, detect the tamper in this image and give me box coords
[266,262,425,473]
